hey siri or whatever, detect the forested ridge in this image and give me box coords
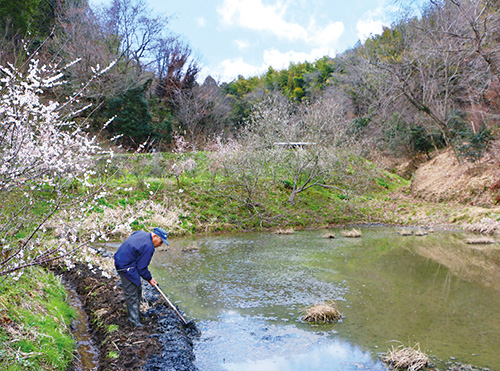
[224,0,500,163]
[2,0,499,160]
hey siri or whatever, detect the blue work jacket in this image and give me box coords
[114,231,155,287]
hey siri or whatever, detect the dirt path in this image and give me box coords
[58,262,198,371]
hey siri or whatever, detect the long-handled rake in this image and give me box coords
[152,282,198,333]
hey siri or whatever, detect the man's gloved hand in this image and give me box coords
[149,277,158,286]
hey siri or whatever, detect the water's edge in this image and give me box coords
[57,260,199,371]
[64,281,99,371]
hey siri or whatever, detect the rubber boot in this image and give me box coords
[127,285,143,327]
[128,302,143,327]
[119,272,144,327]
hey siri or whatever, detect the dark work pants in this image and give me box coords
[118,272,142,325]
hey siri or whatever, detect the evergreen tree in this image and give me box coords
[0,0,41,35]
[104,84,153,148]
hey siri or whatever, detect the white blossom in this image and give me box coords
[0,56,116,280]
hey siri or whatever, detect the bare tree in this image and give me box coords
[242,92,352,203]
[0,20,23,67]
[210,139,274,213]
[172,76,233,149]
[443,0,500,131]
[54,1,123,99]
[361,6,477,155]
[446,0,500,78]
[374,0,500,158]
[336,50,383,117]
[52,0,200,147]
[97,0,166,77]
[153,37,199,102]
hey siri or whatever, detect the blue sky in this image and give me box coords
[91,0,425,83]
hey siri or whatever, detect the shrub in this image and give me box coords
[447,111,493,163]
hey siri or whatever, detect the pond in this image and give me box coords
[148,226,500,370]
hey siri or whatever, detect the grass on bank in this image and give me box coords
[0,267,76,371]
[2,150,413,249]
[69,151,411,240]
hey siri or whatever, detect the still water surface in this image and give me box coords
[149,227,500,370]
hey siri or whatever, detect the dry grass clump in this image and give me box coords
[341,228,362,238]
[465,237,495,245]
[465,217,500,234]
[181,243,200,252]
[398,229,413,236]
[398,229,428,237]
[75,200,185,240]
[383,343,429,371]
[302,302,342,323]
[274,228,295,235]
[323,232,335,239]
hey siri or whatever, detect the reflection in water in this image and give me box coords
[224,344,383,371]
[148,227,500,370]
[196,311,385,371]
[414,242,500,290]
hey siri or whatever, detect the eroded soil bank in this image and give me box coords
[56,260,198,371]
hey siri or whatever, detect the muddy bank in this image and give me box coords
[142,288,199,371]
[56,261,198,371]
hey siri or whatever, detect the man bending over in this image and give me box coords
[114,227,169,327]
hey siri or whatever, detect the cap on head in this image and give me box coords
[153,227,169,245]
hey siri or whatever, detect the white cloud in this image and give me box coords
[310,21,344,48]
[218,0,345,53]
[355,1,396,42]
[356,18,385,42]
[218,0,307,41]
[216,57,264,81]
[197,17,206,27]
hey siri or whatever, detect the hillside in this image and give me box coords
[411,146,500,207]
[367,146,500,235]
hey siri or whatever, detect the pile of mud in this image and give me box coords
[58,262,198,371]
